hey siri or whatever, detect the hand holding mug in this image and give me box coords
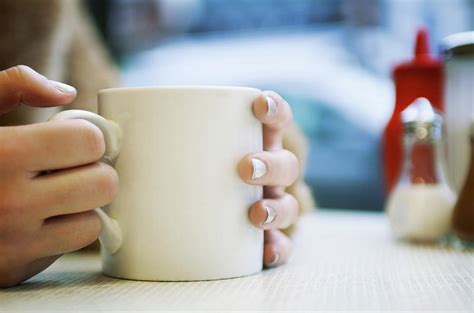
[0,66,116,287]
[239,92,299,268]
[0,66,300,286]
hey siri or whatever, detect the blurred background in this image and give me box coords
[85,0,474,211]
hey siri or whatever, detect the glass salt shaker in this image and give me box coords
[386,98,456,242]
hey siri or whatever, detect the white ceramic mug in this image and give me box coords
[50,86,263,281]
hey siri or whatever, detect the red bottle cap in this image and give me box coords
[383,27,445,192]
[392,27,444,113]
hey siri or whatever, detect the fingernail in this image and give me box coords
[263,206,276,225]
[251,158,267,179]
[268,253,279,266]
[265,96,278,117]
[50,80,76,94]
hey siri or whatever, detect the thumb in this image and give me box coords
[0,65,77,115]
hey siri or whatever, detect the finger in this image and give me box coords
[263,229,292,268]
[0,255,61,288]
[249,193,299,230]
[0,65,76,114]
[29,162,119,218]
[238,150,299,186]
[253,91,293,151]
[37,210,102,257]
[1,119,105,172]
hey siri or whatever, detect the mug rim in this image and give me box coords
[99,86,261,95]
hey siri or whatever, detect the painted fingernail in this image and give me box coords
[50,80,76,94]
[263,206,276,225]
[265,96,278,117]
[251,158,267,179]
[268,253,279,266]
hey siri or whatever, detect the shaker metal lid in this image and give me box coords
[402,98,442,125]
[442,31,474,56]
[402,98,442,140]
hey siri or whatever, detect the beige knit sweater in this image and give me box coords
[0,0,314,238]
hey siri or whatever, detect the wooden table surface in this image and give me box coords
[1,210,473,312]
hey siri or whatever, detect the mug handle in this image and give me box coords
[49,110,123,255]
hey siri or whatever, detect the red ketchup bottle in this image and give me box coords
[383,28,444,193]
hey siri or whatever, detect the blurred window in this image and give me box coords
[87,0,474,210]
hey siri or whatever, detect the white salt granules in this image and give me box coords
[386,184,456,242]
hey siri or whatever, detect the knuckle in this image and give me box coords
[75,120,106,161]
[4,65,33,85]
[79,211,102,246]
[47,211,101,254]
[0,186,23,220]
[5,65,24,81]
[274,194,299,229]
[59,211,102,252]
[95,163,119,203]
[0,130,24,169]
[0,65,42,114]
[12,64,33,76]
[288,194,300,221]
[285,150,299,183]
[13,65,31,74]
[280,108,293,129]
